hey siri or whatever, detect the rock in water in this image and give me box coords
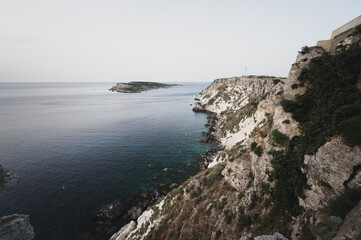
[0,165,19,194]
[95,200,123,221]
[0,214,35,240]
[127,206,142,220]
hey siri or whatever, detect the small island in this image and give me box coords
[109,81,180,93]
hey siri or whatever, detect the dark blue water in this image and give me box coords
[0,82,212,240]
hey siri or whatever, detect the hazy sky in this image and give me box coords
[1,1,360,82]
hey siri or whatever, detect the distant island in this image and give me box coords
[109,81,180,93]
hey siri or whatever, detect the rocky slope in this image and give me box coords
[109,25,361,240]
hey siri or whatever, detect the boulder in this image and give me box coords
[95,200,123,221]
[0,214,35,240]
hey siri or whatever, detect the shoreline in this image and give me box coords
[81,97,219,239]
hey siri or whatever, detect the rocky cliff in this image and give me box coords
[109,25,361,240]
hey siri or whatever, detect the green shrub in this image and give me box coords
[190,190,198,199]
[339,114,361,146]
[238,213,252,230]
[251,142,257,151]
[323,188,361,218]
[273,79,281,85]
[251,142,263,156]
[254,146,263,157]
[266,150,308,215]
[238,191,244,199]
[271,129,289,146]
[275,90,284,96]
[291,83,299,89]
[203,164,225,187]
[216,197,227,210]
[215,230,221,239]
[282,119,290,124]
[299,226,316,240]
[320,181,333,189]
[224,209,233,224]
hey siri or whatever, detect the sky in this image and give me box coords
[0,1,360,82]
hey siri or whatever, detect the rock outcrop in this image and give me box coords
[0,214,35,240]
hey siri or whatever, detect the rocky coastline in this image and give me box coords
[80,108,219,240]
[107,22,361,240]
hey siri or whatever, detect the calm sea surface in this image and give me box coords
[0,82,212,239]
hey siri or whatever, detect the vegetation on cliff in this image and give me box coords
[267,25,361,217]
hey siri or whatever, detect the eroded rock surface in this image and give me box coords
[0,214,35,240]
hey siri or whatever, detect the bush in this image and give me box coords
[291,83,299,89]
[251,142,257,151]
[238,213,252,230]
[282,119,290,124]
[215,230,221,240]
[299,226,316,240]
[273,79,281,85]
[271,129,289,146]
[203,164,225,186]
[251,142,263,156]
[267,150,308,215]
[323,188,361,218]
[190,190,198,199]
[216,197,227,210]
[254,146,263,157]
[224,209,233,224]
[275,90,284,96]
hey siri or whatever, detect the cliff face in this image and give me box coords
[110,25,361,240]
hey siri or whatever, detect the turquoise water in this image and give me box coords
[0,82,212,239]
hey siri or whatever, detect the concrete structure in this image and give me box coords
[316,15,361,51]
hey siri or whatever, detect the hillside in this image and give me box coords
[109,25,361,240]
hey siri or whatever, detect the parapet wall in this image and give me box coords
[331,15,361,39]
[316,15,361,52]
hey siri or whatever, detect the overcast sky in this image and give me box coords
[1,1,360,82]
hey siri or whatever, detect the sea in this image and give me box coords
[0,82,213,240]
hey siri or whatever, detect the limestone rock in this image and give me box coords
[0,214,35,240]
[254,232,288,240]
[109,221,136,240]
[127,207,142,221]
[301,138,361,211]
